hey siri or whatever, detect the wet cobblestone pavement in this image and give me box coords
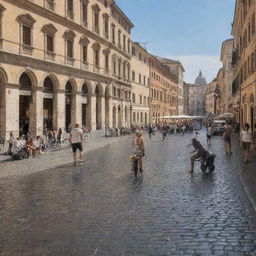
[0,132,256,256]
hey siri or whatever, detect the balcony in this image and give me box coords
[45,0,55,11]
[66,56,75,66]
[66,10,74,20]
[81,61,88,70]
[20,44,33,55]
[45,51,55,61]
[93,65,100,74]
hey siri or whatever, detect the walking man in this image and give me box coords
[70,124,84,166]
[223,121,232,155]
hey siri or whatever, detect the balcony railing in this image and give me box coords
[66,56,75,66]
[81,61,88,70]
[45,51,55,61]
[66,10,74,20]
[45,0,55,11]
[93,65,100,73]
[20,44,33,55]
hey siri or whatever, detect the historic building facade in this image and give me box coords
[205,79,219,115]
[220,39,234,114]
[0,0,134,139]
[232,0,256,127]
[149,56,178,124]
[130,42,150,126]
[156,58,185,115]
[187,71,207,116]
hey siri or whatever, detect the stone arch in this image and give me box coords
[81,81,92,128]
[17,68,37,90]
[95,84,103,129]
[65,78,77,131]
[42,73,60,92]
[105,85,111,128]
[0,67,8,83]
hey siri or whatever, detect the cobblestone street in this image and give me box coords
[1,132,256,256]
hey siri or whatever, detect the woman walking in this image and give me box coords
[240,123,252,163]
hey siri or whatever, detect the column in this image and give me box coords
[108,96,113,128]
[72,93,82,127]
[30,87,44,136]
[90,94,96,130]
[54,89,65,131]
[100,96,105,129]
[4,84,19,139]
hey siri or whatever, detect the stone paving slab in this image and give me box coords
[0,132,256,255]
[0,135,130,179]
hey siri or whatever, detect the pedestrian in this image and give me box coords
[7,132,14,155]
[132,130,145,173]
[240,123,252,163]
[223,121,232,155]
[148,125,153,139]
[70,124,84,166]
[57,128,62,147]
[207,125,213,146]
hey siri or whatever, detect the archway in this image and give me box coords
[43,76,54,130]
[145,113,147,125]
[112,106,116,128]
[95,84,102,130]
[65,81,72,132]
[81,82,89,127]
[19,73,32,135]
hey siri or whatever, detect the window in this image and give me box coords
[0,4,5,48]
[81,0,88,27]
[92,4,100,34]
[94,49,99,67]
[105,54,109,72]
[117,89,121,98]
[118,30,121,48]
[132,93,136,103]
[132,71,135,81]
[144,96,146,105]
[67,0,74,20]
[128,40,131,54]
[123,35,126,51]
[17,14,36,54]
[143,76,146,85]
[67,40,73,58]
[118,60,121,76]
[23,25,31,46]
[82,45,87,63]
[132,47,136,56]
[123,63,126,78]
[103,14,109,39]
[64,30,76,64]
[111,24,115,44]
[46,35,54,52]
[139,74,141,84]
[113,58,116,74]
[140,95,142,104]
[42,23,57,59]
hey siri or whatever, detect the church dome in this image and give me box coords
[195,71,207,85]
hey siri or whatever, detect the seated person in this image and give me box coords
[26,136,36,158]
[11,137,23,156]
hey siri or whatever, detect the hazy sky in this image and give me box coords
[116,0,235,83]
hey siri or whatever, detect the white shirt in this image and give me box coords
[70,128,83,144]
[241,129,252,143]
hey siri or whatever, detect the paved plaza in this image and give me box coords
[0,132,256,256]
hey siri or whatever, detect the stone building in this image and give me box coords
[187,71,207,116]
[0,0,134,139]
[205,79,219,115]
[130,42,150,126]
[232,0,256,127]
[183,82,190,115]
[220,39,234,114]
[149,56,178,124]
[155,57,185,115]
[216,68,224,115]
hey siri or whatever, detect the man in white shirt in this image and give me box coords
[70,124,84,166]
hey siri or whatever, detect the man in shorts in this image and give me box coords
[70,124,84,166]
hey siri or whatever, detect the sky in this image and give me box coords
[116,0,235,83]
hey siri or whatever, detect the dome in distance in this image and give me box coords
[195,71,207,85]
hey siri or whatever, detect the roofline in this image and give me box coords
[112,2,134,29]
[220,38,234,61]
[132,42,150,56]
[155,56,185,72]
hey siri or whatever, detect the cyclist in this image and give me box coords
[188,138,207,173]
[132,131,145,174]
